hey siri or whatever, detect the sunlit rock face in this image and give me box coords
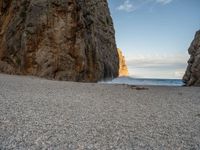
[183,30,200,86]
[0,0,119,82]
[118,49,129,77]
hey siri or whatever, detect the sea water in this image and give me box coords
[101,76,184,86]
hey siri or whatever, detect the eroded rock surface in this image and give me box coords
[0,0,119,82]
[183,30,200,86]
[118,49,129,76]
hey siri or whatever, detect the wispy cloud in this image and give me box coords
[156,0,173,5]
[127,54,187,68]
[126,54,188,78]
[117,0,174,12]
[117,0,136,12]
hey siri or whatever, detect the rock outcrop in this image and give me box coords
[183,30,200,86]
[118,49,129,76]
[0,0,119,82]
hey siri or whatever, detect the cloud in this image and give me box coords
[156,0,173,5]
[174,70,185,78]
[126,54,188,78]
[126,54,187,68]
[117,0,136,12]
[116,0,174,12]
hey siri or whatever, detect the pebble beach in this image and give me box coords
[0,74,200,149]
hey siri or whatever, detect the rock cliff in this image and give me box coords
[118,49,129,76]
[183,30,200,86]
[0,0,119,82]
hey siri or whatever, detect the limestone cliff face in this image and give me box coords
[117,49,129,76]
[0,0,119,82]
[183,30,200,86]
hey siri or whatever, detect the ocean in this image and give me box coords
[101,76,184,86]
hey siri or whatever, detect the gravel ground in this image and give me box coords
[0,74,200,149]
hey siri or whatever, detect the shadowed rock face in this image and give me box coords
[0,0,119,82]
[117,49,129,77]
[183,30,200,86]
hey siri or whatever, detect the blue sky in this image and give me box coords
[108,0,200,79]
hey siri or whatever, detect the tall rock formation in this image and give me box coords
[0,0,119,82]
[118,49,129,76]
[183,30,200,86]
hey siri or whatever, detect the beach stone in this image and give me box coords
[0,0,119,82]
[183,30,200,86]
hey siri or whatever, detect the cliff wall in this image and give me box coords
[0,0,119,82]
[118,49,129,77]
[183,30,200,86]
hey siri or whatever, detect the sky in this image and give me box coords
[108,0,200,79]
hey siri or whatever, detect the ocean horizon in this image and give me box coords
[101,76,184,86]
